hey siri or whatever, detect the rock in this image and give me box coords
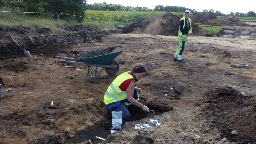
[231,130,238,135]
[220,137,228,142]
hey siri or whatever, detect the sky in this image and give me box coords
[87,0,256,14]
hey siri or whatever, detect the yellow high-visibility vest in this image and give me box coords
[178,17,192,36]
[104,71,133,105]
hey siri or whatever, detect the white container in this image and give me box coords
[111,111,122,130]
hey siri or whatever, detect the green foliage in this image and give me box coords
[82,10,184,29]
[198,24,223,35]
[86,2,150,11]
[0,12,59,30]
[84,10,177,22]
[0,0,17,7]
[238,17,256,22]
[42,0,86,22]
[247,11,256,17]
[22,0,44,12]
[86,2,192,12]
[155,5,190,13]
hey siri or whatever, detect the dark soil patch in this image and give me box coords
[193,12,217,24]
[67,101,173,144]
[0,25,109,60]
[1,59,29,72]
[66,119,111,144]
[127,101,173,122]
[130,135,155,144]
[203,86,256,143]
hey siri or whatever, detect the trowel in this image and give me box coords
[7,35,33,59]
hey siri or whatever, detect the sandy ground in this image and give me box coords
[0,33,256,144]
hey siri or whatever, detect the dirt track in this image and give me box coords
[0,29,256,143]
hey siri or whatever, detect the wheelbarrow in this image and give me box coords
[55,47,123,79]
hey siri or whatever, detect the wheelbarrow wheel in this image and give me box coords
[105,60,119,76]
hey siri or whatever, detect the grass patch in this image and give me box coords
[238,17,256,22]
[0,12,80,30]
[217,16,256,22]
[198,24,223,35]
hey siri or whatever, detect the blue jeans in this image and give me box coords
[107,101,131,120]
[106,90,139,120]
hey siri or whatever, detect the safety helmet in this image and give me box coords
[185,10,190,13]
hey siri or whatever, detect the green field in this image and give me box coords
[237,17,256,22]
[217,16,256,22]
[83,10,183,29]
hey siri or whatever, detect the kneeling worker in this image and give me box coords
[104,63,150,120]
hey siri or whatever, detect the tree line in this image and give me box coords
[87,3,256,17]
[0,0,86,22]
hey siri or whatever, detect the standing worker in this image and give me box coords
[174,10,192,62]
[104,63,150,121]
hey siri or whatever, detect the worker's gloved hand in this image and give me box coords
[136,88,141,94]
[141,105,150,112]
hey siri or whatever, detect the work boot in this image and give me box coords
[173,54,178,60]
[174,55,183,61]
[177,55,183,61]
[174,53,178,58]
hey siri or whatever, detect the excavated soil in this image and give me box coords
[0,13,256,144]
[122,12,208,36]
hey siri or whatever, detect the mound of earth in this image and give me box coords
[193,12,217,24]
[203,86,256,143]
[122,12,207,36]
[193,12,240,26]
[206,15,240,26]
[0,25,109,59]
[221,15,240,25]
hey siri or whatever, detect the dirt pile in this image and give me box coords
[192,12,240,26]
[221,15,240,25]
[193,12,217,24]
[203,86,256,143]
[0,25,108,59]
[206,15,240,26]
[122,12,207,36]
